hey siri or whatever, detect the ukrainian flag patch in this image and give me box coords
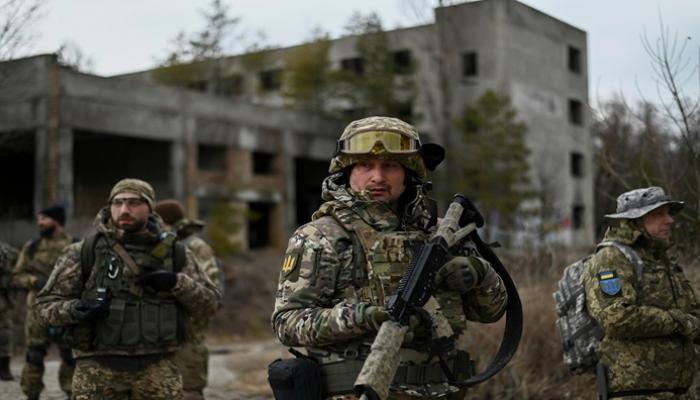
[598,271,622,296]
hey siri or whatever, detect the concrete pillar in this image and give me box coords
[170,140,185,201]
[57,126,74,215]
[33,126,48,213]
[282,130,297,237]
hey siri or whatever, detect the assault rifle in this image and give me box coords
[354,194,523,400]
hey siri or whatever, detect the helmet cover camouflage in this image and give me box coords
[329,116,428,179]
[605,186,684,219]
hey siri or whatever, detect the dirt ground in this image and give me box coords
[1,248,288,400]
[1,338,285,400]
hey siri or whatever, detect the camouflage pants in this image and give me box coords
[172,341,209,392]
[330,390,467,399]
[611,392,695,400]
[0,304,12,357]
[21,302,74,398]
[72,357,183,400]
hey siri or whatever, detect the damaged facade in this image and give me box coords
[0,55,340,249]
[0,0,594,249]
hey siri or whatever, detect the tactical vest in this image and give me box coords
[309,207,474,397]
[78,234,188,354]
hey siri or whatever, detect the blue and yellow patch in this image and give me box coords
[598,271,622,296]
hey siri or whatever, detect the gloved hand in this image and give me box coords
[34,276,48,290]
[354,303,390,331]
[137,269,178,292]
[71,298,110,322]
[669,309,700,339]
[435,256,482,294]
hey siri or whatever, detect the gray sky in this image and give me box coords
[32,0,700,103]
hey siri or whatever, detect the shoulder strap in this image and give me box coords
[173,241,186,273]
[596,241,645,286]
[27,238,41,259]
[80,233,100,282]
[459,231,522,387]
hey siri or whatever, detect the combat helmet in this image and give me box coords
[329,116,445,180]
[605,186,684,219]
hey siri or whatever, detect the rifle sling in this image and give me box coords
[455,231,523,387]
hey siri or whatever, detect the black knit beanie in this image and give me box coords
[39,204,66,226]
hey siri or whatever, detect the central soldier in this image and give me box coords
[272,116,508,399]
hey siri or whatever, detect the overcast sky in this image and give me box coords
[30,0,700,104]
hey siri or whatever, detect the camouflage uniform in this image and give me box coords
[0,242,18,379]
[33,181,221,400]
[14,232,75,398]
[272,117,508,399]
[171,219,222,398]
[584,187,698,399]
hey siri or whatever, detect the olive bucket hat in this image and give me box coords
[605,186,684,219]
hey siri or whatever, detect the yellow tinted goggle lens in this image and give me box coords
[344,131,417,154]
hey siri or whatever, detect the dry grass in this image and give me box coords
[212,246,700,399]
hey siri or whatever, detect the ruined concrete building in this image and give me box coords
[0,0,593,248]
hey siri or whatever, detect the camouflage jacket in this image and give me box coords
[14,232,74,310]
[33,209,221,358]
[0,242,18,306]
[178,223,221,343]
[272,174,507,350]
[583,223,699,393]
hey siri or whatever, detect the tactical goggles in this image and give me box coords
[337,130,420,154]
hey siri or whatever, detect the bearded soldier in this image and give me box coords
[13,204,75,399]
[0,241,18,381]
[33,179,220,400]
[155,199,223,400]
[584,187,700,399]
[271,116,508,399]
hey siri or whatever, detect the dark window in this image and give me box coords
[568,99,583,125]
[198,144,227,171]
[221,74,243,96]
[252,151,275,175]
[392,50,412,74]
[259,69,282,91]
[394,102,413,123]
[186,79,207,92]
[341,57,364,75]
[462,52,478,77]
[248,202,271,248]
[572,205,585,230]
[570,152,584,177]
[568,46,581,73]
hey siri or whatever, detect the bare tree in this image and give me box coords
[0,0,45,61]
[641,15,700,224]
[56,40,95,73]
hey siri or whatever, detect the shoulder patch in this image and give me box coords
[281,234,305,278]
[597,271,622,296]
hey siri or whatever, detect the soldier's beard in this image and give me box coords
[39,226,55,238]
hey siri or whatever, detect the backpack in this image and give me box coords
[553,241,645,374]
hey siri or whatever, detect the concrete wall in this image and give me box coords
[0,55,342,249]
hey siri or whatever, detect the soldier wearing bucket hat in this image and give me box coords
[583,187,699,399]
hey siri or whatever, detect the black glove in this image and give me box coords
[34,276,48,290]
[137,269,178,292]
[71,298,110,322]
